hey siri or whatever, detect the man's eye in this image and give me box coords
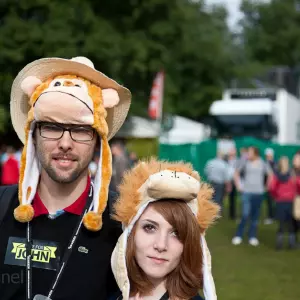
[75,84,81,87]
[43,125,61,132]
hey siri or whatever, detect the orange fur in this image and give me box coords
[97,137,111,215]
[14,204,34,222]
[83,211,102,231]
[18,108,35,204]
[113,158,220,230]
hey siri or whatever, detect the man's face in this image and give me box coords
[35,123,97,183]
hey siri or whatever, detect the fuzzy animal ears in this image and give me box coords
[21,76,42,98]
[102,88,120,108]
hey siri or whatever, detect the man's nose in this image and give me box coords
[57,131,73,151]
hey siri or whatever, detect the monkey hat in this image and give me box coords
[10,56,131,231]
[111,158,220,300]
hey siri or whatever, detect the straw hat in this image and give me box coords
[10,56,131,144]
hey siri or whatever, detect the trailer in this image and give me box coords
[209,88,300,145]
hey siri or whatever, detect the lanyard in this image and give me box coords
[26,184,94,300]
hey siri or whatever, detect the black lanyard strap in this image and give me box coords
[26,184,94,300]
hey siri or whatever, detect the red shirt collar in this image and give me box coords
[33,176,91,217]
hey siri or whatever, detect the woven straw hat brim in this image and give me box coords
[10,58,131,144]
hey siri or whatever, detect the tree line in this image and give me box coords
[0,0,300,136]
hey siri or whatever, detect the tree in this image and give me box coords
[241,0,300,67]
[0,0,235,141]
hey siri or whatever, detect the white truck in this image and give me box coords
[208,88,300,145]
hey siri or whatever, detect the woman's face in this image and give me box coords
[134,206,184,282]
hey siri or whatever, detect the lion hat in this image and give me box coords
[111,158,220,300]
[10,56,131,231]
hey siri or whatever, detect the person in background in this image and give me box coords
[268,156,297,250]
[232,146,272,246]
[1,146,19,185]
[239,147,248,162]
[292,153,300,246]
[227,147,238,220]
[110,141,130,193]
[204,151,231,213]
[129,151,138,167]
[264,148,276,225]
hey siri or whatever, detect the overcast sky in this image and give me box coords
[206,0,270,29]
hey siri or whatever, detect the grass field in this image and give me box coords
[205,208,300,300]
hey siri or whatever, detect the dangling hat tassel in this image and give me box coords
[14,119,40,223]
[83,136,112,231]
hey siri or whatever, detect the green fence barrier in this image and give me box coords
[159,136,300,179]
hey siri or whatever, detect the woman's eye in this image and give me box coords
[143,224,156,233]
[54,81,61,86]
[171,230,179,237]
[75,84,81,87]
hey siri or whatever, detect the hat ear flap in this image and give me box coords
[83,136,112,231]
[14,121,40,223]
[21,76,42,98]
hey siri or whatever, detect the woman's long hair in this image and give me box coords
[126,199,203,300]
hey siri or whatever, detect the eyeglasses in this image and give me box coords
[37,123,95,142]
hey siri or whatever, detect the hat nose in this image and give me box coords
[63,80,74,87]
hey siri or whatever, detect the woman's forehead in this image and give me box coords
[139,206,173,227]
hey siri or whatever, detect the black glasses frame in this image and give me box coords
[37,122,95,142]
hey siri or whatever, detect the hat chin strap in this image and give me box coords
[201,234,217,300]
[14,122,40,222]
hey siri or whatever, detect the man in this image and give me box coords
[232,146,272,247]
[204,151,231,213]
[227,147,238,220]
[0,56,131,300]
[110,141,130,192]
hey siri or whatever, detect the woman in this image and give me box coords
[110,159,220,300]
[268,156,297,249]
[292,153,300,246]
[232,146,272,246]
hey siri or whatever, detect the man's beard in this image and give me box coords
[44,163,84,184]
[38,152,93,184]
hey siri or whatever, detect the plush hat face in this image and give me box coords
[13,57,127,232]
[111,159,220,300]
[22,75,120,133]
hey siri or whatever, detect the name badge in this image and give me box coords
[4,237,60,271]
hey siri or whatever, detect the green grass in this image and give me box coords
[205,213,300,300]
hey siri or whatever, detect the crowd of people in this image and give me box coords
[205,146,300,250]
